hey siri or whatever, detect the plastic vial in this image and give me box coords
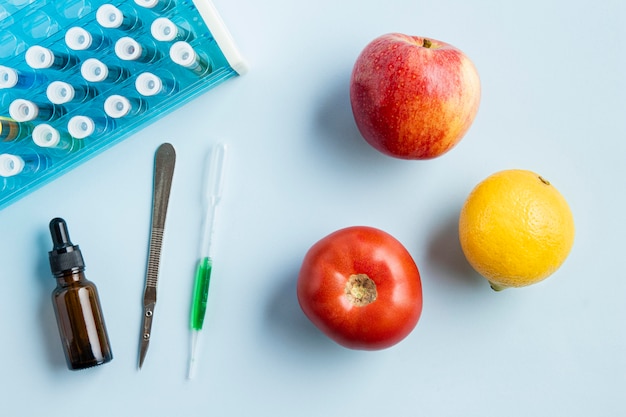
[114,37,159,63]
[169,41,211,76]
[0,117,31,142]
[81,58,128,83]
[134,0,174,13]
[32,124,78,152]
[67,115,111,139]
[25,45,78,71]
[151,17,193,42]
[0,154,25,177]
[0,153,49,177]
[65,26,110,52]
[96,4,141,31]
[104,95,146,119]
[135,72,177,97]
[48,218,113,370]
[0,65,46,89]
[9,99,63,122]
[46,81,95,105]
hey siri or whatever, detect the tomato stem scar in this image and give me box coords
[345,274,377,307]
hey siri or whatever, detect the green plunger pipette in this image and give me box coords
[188,143,227,379]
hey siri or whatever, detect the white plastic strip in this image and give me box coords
[191,0,247,75]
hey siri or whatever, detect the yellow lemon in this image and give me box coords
[459,169,575,290]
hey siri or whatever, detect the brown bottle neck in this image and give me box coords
[54,269,87,286]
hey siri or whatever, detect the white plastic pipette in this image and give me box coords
[188,143,228,379]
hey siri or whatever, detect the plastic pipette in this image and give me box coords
[188,143,228,379]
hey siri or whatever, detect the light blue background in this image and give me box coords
[1,0,625,416]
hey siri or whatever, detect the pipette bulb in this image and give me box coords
[49,218,85,276]
[50,218,73,250]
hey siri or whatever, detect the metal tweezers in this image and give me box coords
[138,143,176,369]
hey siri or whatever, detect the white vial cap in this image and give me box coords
[0,154,25,177]
[151,18,177,42]
[32,124,61,148]
[134,0,160,8]
[81,58,109,82]
[65,27,93,51]
[46,81,76,104]
[115,37,142,60]
[170,41,197,68]
[9,99,39,122]
[25,45,55,69]
[0,66,18,89]
[96,4,124,29]
[104,95,131,118]
[135,72,162,96]
[68,115,95,139]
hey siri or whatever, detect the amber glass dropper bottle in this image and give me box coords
[48,217,113,370]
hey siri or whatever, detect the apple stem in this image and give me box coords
[422,38,432,48]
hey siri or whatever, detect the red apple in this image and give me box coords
[350,33,481,159]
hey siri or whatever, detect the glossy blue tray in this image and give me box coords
[0,0,246,210]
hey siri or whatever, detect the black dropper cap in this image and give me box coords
[49,218,85,276]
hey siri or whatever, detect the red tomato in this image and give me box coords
[297,226,422,350]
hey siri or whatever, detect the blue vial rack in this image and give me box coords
[0,0,246,210]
